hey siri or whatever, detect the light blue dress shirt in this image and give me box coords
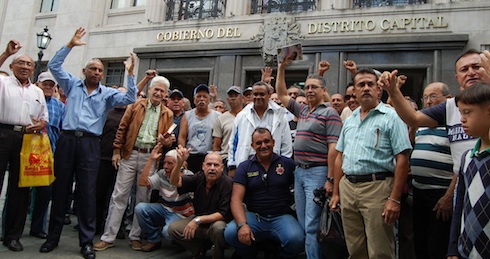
[48,46,136,136]
[336,102,412,175]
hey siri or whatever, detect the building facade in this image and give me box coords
[0,0,488,103]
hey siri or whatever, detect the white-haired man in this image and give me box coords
[94,75,175,251]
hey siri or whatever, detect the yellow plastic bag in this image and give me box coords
[19,133,55,187]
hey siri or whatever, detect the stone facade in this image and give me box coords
[0,0,488,102]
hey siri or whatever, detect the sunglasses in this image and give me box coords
[344,95,356,100]
[261,173,268,187]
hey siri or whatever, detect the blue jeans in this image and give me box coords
[224,211,304,258]
[294,165,327,259]
[135,202,181,242]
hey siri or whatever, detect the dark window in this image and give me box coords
[40,0,59,12]
[251,0,316,14]
[166,0,225,21]
[105,62,125,86]
[353,0,427,8]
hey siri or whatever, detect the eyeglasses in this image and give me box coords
[261,173,268,187]
[14,60,34,68]
[304,85,321,91]
[422,94,443,102]
[344,95,356,100]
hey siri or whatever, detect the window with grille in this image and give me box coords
[352,0,427,8]
[251,0,316,14]
[40,0,59,12]
[166,0,225,21]
[105,62,125,86]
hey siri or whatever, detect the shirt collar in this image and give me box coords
[470,138,490,158]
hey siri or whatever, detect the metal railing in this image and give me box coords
[353,0,427,8]
[251,0,316,14]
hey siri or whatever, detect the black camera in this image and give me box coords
[313,187,327,208]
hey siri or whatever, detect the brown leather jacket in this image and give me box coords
[113,98,173,159]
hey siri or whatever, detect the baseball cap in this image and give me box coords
[37,71,57,85]
[169,89,184,99]
[243,86,253,93]
[193,84,210,96]
[227,86,242,95]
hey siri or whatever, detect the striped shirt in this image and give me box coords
[134,99,160,149]
[148,169,195,217]
[336,102,412,175]
[286,99,342,165]
[411,127,453,189]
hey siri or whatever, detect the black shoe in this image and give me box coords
[81,244,96,259]
[30,231,48,239]
[64,215,71,225]
[40,241,57,253]
[3,240,23,251]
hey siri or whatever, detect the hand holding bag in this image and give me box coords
[317,197,349,259]
[19,132,55,187]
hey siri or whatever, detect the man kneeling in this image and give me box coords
[224,127,305,258]
[135,142,194,252]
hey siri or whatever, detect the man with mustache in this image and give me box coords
[227,81,292,177]
[224,127,304,258]
[330,68,412,259]
[40,27,137,259]
[178,84,220,174]
[168,147,233,259]
[0,40,48,252]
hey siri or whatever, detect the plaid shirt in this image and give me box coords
[45,96,65,152]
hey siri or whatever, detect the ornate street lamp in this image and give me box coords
[34,26,52,80]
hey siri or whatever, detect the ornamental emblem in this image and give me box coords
[250,17,304,66]
[276,164,284,175]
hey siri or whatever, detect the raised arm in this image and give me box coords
[318,60,330,77]
[0,40,21,67]
[170,145,191,187]
[261,66,274,85]
[136,69,157,93]
[480,50,490,84]
[343,60,357,78]
[379,70,437,128]
[276,58,292,107]
[138,142,163,187]
[66,27,87,49]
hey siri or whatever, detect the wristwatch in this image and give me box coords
[237,222,247,230]
[327,177,334,183]
[194,217,201,225]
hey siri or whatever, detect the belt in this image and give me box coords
[0,123,28,133]
[62,130,98,138]
[297,163,325,169]
[133,147,152,153]
[345,172,393,183]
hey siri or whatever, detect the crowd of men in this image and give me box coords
[1,26,490,259]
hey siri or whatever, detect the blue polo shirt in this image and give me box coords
[234,153,295,216]
[48,46,137,136]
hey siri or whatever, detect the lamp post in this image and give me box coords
[34,26,52,80]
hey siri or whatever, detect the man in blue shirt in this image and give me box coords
[30,71,65,240]
[40,27,137,259]
[224,127,304,258]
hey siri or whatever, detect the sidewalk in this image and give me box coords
[0,175,192,259]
